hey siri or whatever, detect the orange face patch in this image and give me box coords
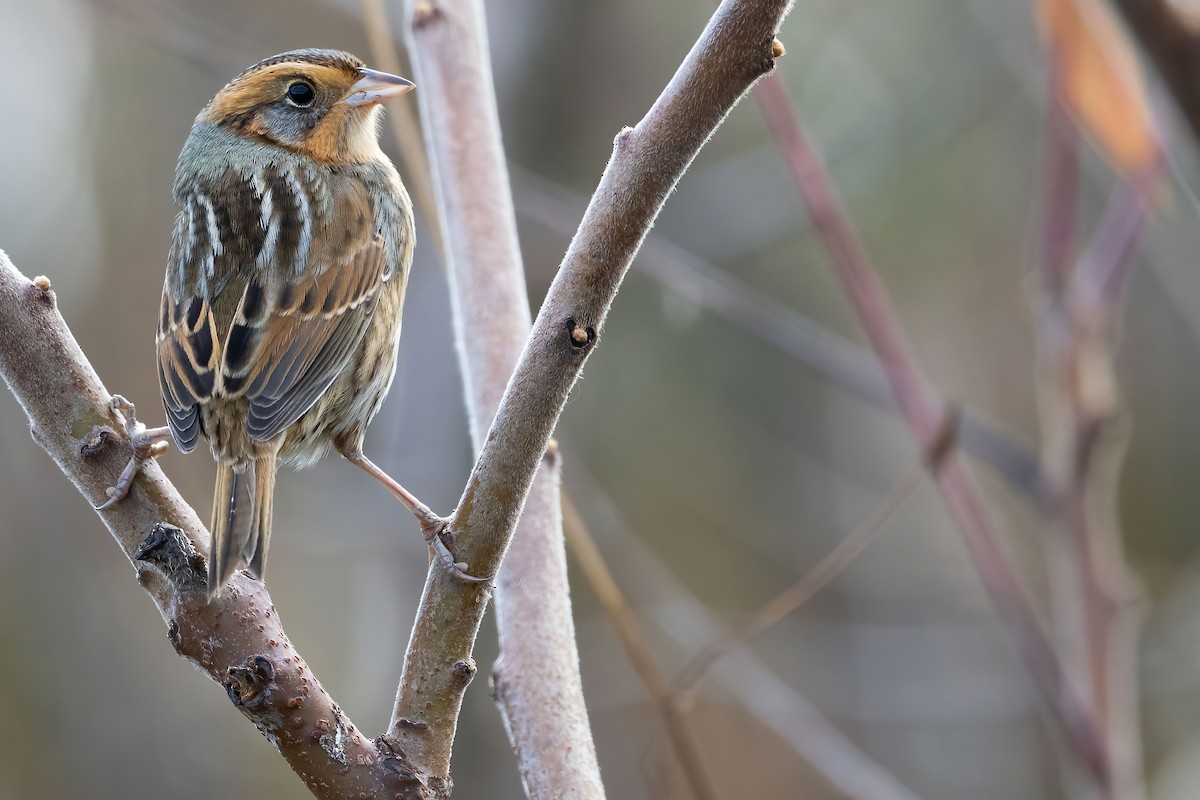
[198,61,382,166]
[199,63,356,125]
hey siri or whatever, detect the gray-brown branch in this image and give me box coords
[0,253,421,799]
[386,0,795,792]
[397,0,603,796]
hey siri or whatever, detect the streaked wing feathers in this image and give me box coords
[157,162,385,451]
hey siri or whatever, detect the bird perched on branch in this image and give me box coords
[98,49,473,598]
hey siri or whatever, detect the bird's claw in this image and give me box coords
[421,519,490,584]
[94,395,173,510]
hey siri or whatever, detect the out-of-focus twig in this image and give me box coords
[754,73,1110,781]
[1035,69,1152,798]
[0,254,417,799]
[562,497,720,800]
[362,0,443,260]
[673,406,955,695]
[673,462,923,692]
[567,466,923,800]
[511,166,1047,500]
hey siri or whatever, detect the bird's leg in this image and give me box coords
[341,449,490,583]
[95,395,173,510]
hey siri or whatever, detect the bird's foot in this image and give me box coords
[342,450,490,583]
[418,516,492,584]
[95,395,172,510]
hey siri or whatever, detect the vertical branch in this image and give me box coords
[754,75,1110,781]
[394,0,602,797]
[1035,69,1153,792]
[1040,62,1080,293]
[1036,68,1109,797]
[362,0,443,259]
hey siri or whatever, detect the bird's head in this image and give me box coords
[199,49,413,165]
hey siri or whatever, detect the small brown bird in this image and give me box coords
[100,49,459,598]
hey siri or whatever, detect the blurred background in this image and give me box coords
[1,0,1199,797]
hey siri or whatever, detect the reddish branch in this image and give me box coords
[1036,72,1151,797]
[753,76,1111,781]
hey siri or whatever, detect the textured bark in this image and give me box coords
[388,1,602,796]
[0,255,421,799]
[387,0,795,792]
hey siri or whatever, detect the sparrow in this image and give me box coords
[98,49,472,598]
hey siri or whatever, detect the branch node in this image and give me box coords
[412,1,441,28]
[29,276,55,310]
[565,317,596,350]
[135,523,207,595]
[543,438,561,467]
[394,717,429,732]
[771,38,786,58]
[224,655,277,710]
[924,403,963,471]
[614,126,635,150]
[451,658,477,688]
[79,426,118,460]
[376,736,430,793]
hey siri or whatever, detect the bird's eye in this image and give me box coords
[286,81,315,107]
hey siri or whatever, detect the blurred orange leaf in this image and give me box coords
[1035,0,1160,176]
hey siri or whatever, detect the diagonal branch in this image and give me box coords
[386,0,795,791]
[510,166,1047,500]
[0,255,418,799]
[753,75,1111,781]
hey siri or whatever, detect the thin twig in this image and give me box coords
[566,466,922,800]
[754,74,1110,781]
[386,0,795,792]
[1035,77,1153,799]
[673,463,923,693]
[510,166,1046,500]
[562,496,720,800]
[0,256,416,799]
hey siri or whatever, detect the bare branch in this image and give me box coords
[753,75,1111,781]
[673,463,923,693]
[510,166,1046,500]
[362,0,444,260]
[0,254,417,799]
[1036,80,1152,798]
[386,0,794,791]
[390,0,601,796]
[568,468,923,800]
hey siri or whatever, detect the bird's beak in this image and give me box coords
[342,68,415,106]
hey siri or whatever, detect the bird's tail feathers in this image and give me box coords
[246,453,276,580]
[209,461,254,599]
